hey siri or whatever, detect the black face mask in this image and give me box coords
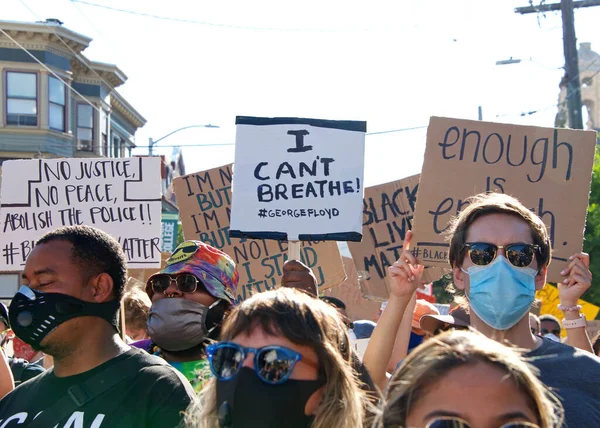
[216,367,325,428]
[9,286,120,350]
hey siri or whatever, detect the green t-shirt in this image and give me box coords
[168,359,212,392]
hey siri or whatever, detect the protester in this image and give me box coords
[0,302,45,387]
[419,304,470,337]
[0,226,195,426]
[185,287,370,428]
[320,296,376,359]
[370,193,600,427]
[378,330,563,428]
[530,312,541,336]
[135,240,239,392]
[538,314,561,342]
[281,259,318,295]
[123,287,152,342]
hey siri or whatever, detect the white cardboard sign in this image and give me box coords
[230,116,366,242]
[0,157,162,270]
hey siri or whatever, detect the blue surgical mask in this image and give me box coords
[462,256,537,330]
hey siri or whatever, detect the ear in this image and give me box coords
[534,265,547,290]
[89,273,115,302]
[453,265,466,291]
[305,385,325,416]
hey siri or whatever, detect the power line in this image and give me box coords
[20,0,118,95]
[0,27,102,116]
[69,0,364,33]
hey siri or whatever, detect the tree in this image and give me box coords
[583,145,600,312]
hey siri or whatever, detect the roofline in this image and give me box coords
[111,90,147,129]
[0,19,92,50]
[89,60,128,84]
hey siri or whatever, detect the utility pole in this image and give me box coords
[515,0,600,130]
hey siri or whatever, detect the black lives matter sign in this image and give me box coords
[0,157,162,269]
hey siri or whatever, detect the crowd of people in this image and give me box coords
[0,191,598,427]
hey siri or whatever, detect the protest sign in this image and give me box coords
[161,213,179,253]
[411,117,596,282]
[229,116,366,242]
[348,175,446,300]
[0,157,162,270]
[173,164,347,302]
[128,252,171,285]
[322,257,381,322]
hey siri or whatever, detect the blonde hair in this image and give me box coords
[185,288,368,428]
[377,330,563,428]
[123,288,151,332]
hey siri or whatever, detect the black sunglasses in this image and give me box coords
[148,273,202,294]
[427,417,539,428]
[464,242,541,268]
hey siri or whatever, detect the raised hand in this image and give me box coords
[558,253,592,306]
[388,231,425,298]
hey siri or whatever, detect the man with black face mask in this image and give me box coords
[133,240,239,392]
[0,226,195,427]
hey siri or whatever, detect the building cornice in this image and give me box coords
[0,20,91,57]
[111,91,147,130]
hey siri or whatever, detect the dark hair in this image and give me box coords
[37,226,127,300]
[320,296,346,311]
[539,314,561,329]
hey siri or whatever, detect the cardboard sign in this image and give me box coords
[586,320,600,341]
[229,116,366,242]
[536,283,600,322]
[348,175,446,300]
[322,257,381,322]
[173,164,346,302]
[412,117,596,282]
[0,158,162,270]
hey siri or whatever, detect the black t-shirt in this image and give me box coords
[7,356,45,386]
[0,348,196,427]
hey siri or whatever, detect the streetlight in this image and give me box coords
[148,124,220,155]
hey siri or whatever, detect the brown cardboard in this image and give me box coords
[128,252,171,286]
[174,164,346,302]
[412,117,597,282]
[322,257,382,322]
[348,175,447,300]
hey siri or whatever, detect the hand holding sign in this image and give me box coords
[559,253,592,307]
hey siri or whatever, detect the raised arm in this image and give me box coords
[559,253,593,353]
[362,231,423,391]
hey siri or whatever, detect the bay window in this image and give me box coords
[76,103,94,151]
[48,76,66,131]
[6,71,38,126]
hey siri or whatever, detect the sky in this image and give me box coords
[4,0,600,187]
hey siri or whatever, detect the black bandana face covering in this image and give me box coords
[9,286,120,349]
[216,367,325,428]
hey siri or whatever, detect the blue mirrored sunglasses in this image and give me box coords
[206,342,307,385]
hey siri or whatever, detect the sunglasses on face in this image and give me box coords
[426,417,539,428]
[207,342,311,385]
[464,242,541,268]
[541,328,561,336]
[148,273,202,294]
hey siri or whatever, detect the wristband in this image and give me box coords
[558,304,582,312]
[562,314,587,329]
